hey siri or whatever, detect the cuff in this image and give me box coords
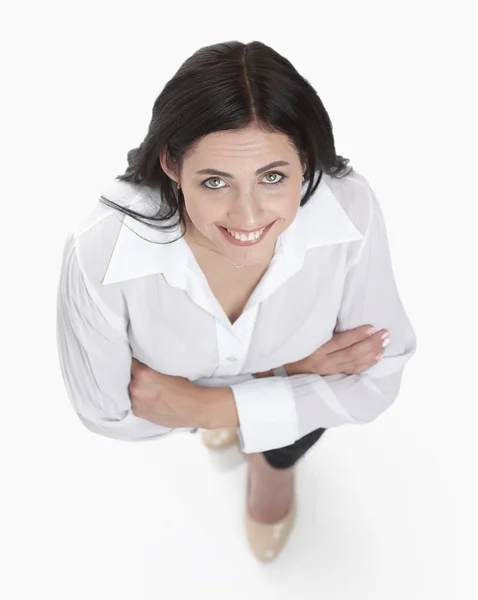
[230,376,299,453]
[272,365,288,377]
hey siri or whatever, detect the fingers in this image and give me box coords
[333,349,379,374]
[327,325,387,353]
[346,349,382,374]
[330,329,390,374]
[348,329,389,357]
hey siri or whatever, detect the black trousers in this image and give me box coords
[261,427,327,469]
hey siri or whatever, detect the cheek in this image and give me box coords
[281,197,301,219]
[185,199,223,227]
[185,190,299,226]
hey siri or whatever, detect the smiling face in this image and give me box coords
[161,123,306,268]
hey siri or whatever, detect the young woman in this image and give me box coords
[56,40,416,562]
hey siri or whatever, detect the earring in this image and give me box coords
[177,182,180,189]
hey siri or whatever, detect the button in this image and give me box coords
[226,356,238,362]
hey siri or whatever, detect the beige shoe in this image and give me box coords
[244,465,297,562]
[201,427,239,449]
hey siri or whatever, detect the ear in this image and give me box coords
[302,158,309,178]
[297,152,308,179]
[159,145,179,184]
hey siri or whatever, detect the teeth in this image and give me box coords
[226,227,265,241]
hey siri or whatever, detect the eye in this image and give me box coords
[201,171,287,191]
[262,172,286,185]
[202,176,226,190]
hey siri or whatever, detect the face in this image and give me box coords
[162,123,305,268]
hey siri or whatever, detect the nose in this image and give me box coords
[227,194,265,229]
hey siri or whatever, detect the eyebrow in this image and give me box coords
[196,160,291,179]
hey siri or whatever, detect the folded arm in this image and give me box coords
[226,189,417,453]
[56,233,177,441]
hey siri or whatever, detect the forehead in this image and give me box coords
[185,127,298,163]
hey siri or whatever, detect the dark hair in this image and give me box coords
[99,40,353,243]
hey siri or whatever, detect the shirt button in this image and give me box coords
[226,356,238,362]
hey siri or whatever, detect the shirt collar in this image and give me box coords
[100,176,364,286]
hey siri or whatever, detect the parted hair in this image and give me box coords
[99,40,353,242]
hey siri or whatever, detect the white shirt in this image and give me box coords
[56,169,417,453]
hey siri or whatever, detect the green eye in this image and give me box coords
[201,171,287,190]
[203,177,224,189]
[263,172,282,183]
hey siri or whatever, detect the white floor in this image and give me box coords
[4,2,477,598]
[4,370,469,599]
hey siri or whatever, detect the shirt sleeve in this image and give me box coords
[56,232,177,442]
[230,189,417,453]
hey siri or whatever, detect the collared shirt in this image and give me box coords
[56,169,417,453]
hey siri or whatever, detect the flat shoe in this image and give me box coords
[244,466,297,562]
[201,427,239,449]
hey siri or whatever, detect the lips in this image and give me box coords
[219,221,274,233]
[217,220,275,246]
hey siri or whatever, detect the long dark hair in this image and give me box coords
[99,40,353,243]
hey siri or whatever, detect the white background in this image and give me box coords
[1,0,476,598]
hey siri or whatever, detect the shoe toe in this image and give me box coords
[201,427,239,449]
[245,497,297,562]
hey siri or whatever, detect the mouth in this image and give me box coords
[217,221,276,246]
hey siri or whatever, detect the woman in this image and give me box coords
[56,40,417,563]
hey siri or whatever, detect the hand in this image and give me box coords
[129,358,208,428]
[286,325,390,376]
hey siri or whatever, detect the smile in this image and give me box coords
[217,221,275,246]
